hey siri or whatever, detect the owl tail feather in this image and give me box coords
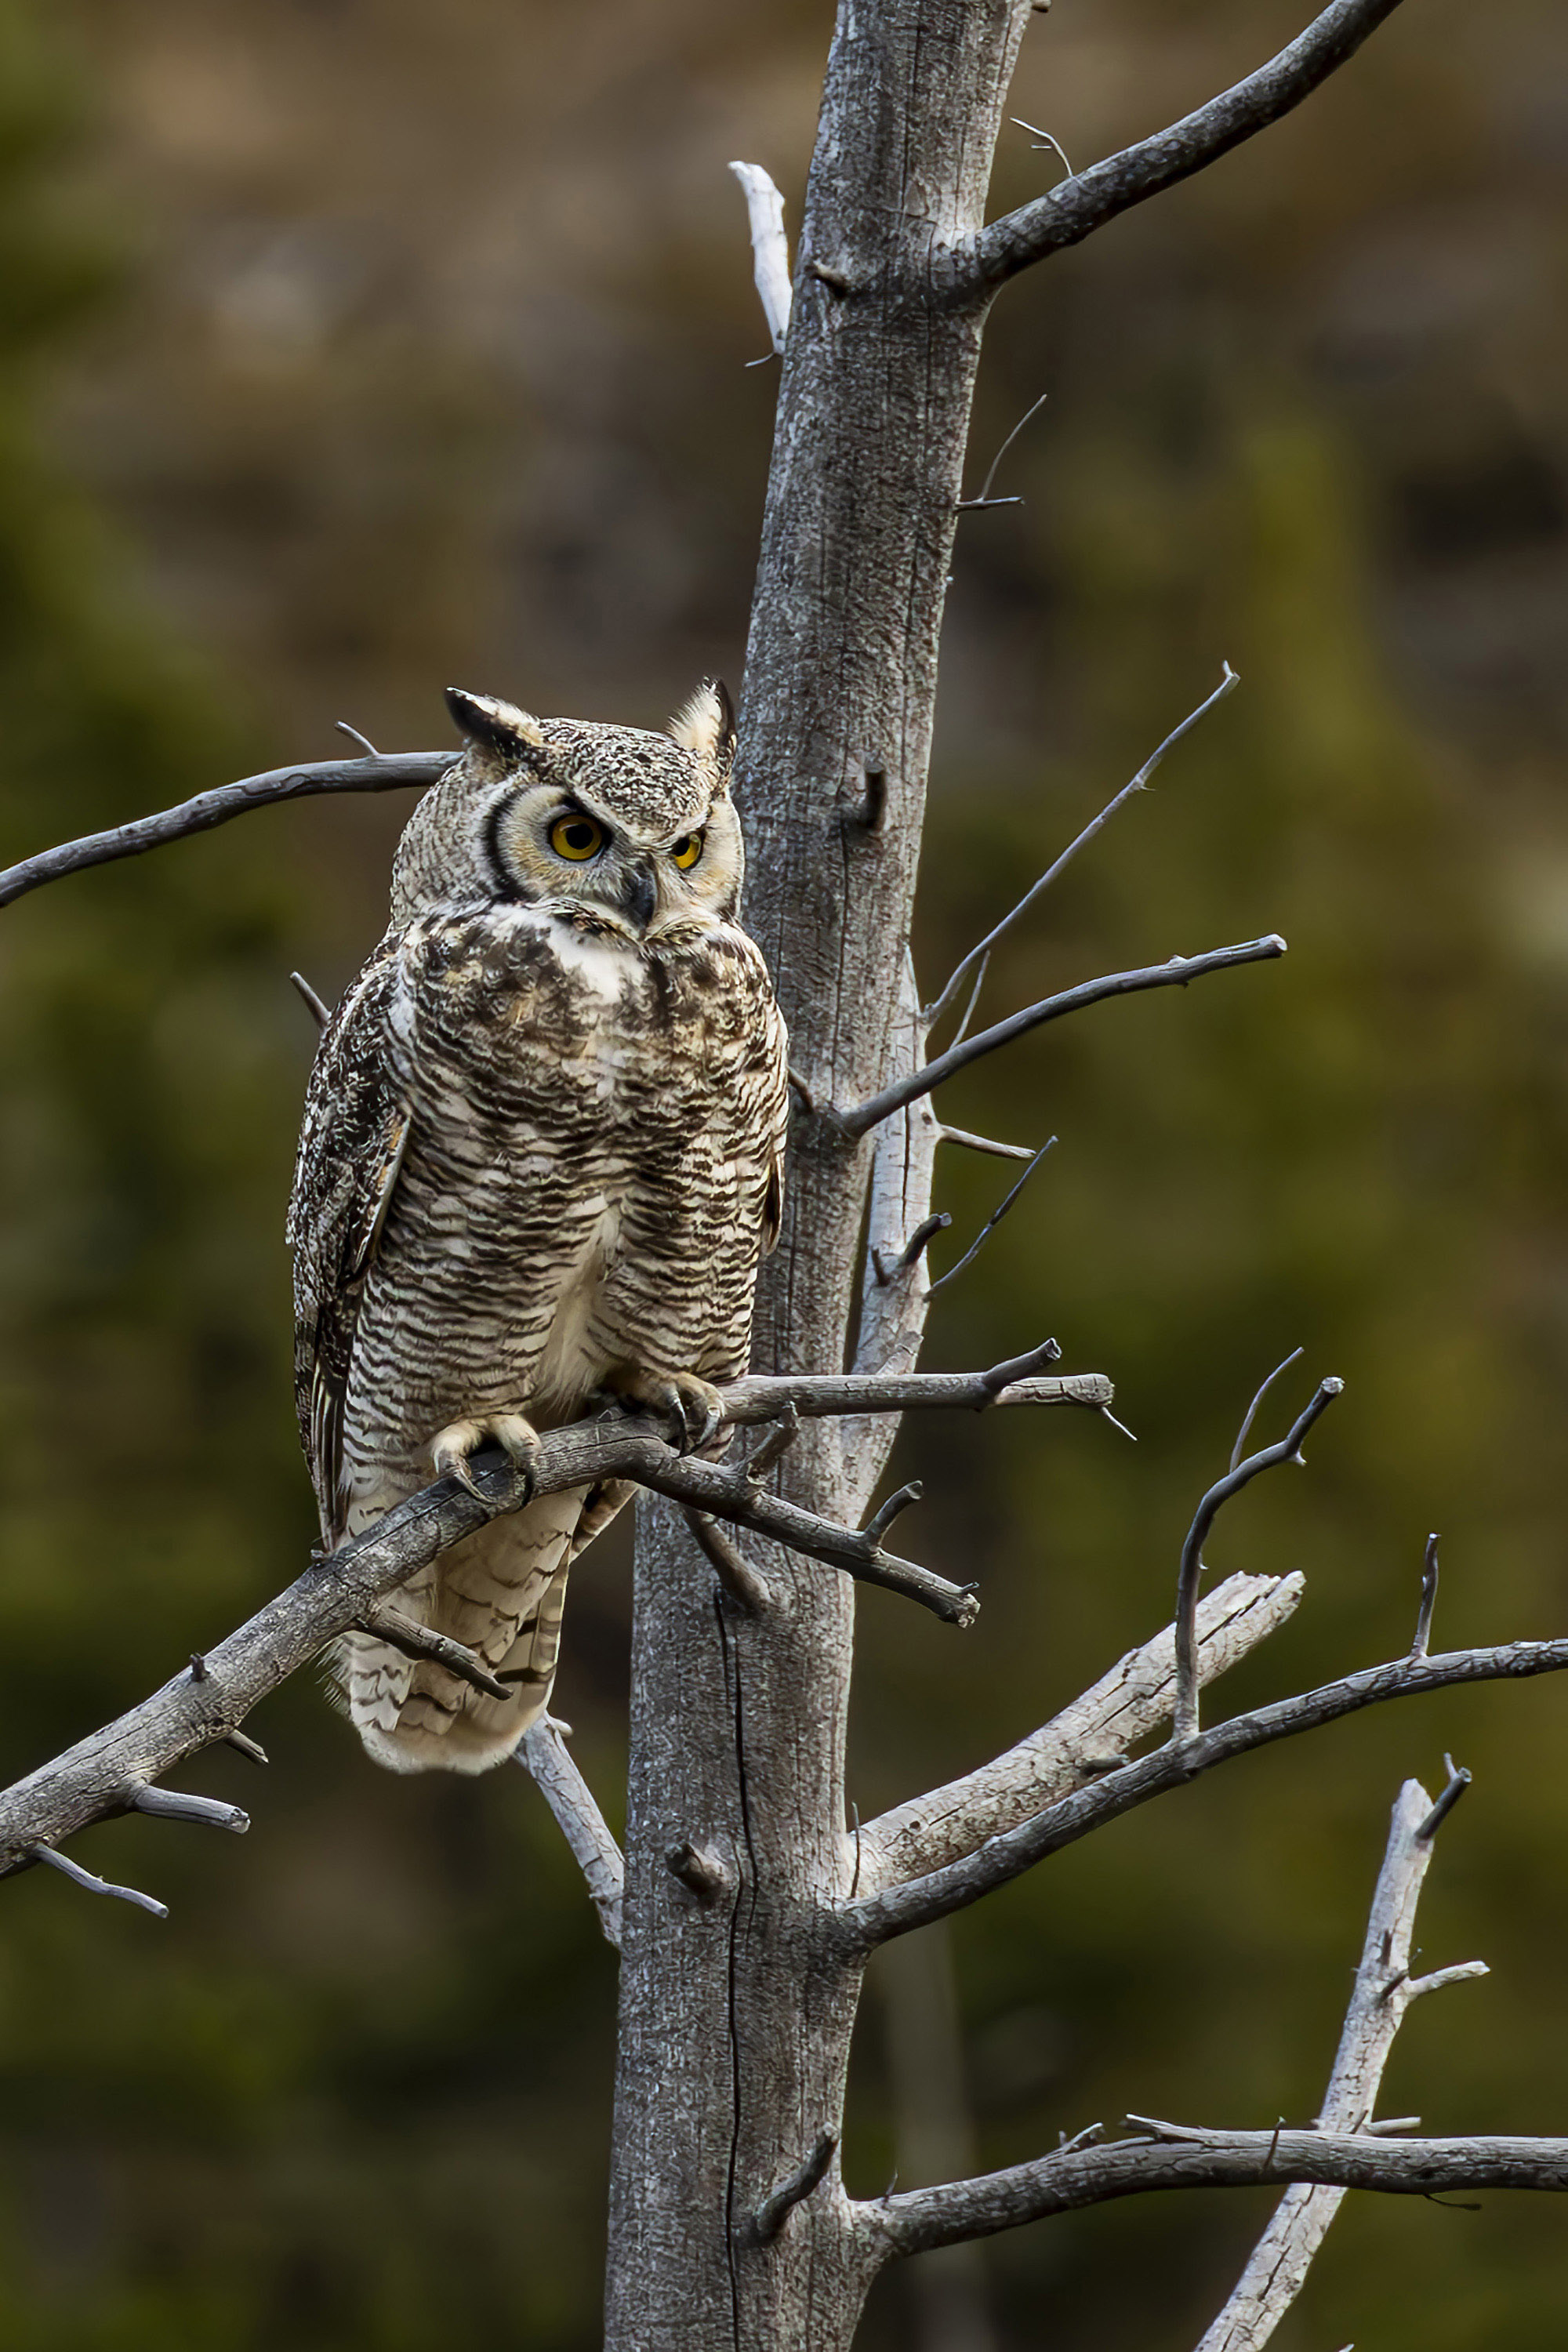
[336,1489,584,1774]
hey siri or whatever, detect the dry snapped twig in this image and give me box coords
[0,1359,1109,1885]
[948,0,1411,299]
[517,1720,625,1951]
[751,2132,840,2242]
[1174,1376,1343,1740]
[838,936,1287,1139]
[1195,1776,1488,2351]
[24,1842,169,1920]
[924,663,1239,1033]
[0,752,451,912]
[729,161,793,356]
[837,1633,1568,1947]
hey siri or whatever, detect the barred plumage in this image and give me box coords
[287,681,787,1773]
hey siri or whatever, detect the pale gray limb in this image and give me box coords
[852,1570,1303,1898]
[729,161,792,355]
[290,970,331,1029]
[924,664,1239,1031]
[517,1720,624,1950]
[26,1842,168,1919]
[937,1126,1036,1163]
[357,1601,510,1700]
[951,0,1410,299]
[1195,1777,1489,2352]
[0,751,451,911]
[837,1634,1568,1948]
[751,2132,840,2241]
[0,1364,1102,1875]
[840,936,1287,1139]
[863,2129,1568,2259]
[1174,1377,1342,1741]
[333,719,379,757]
[223,1730,269,1766]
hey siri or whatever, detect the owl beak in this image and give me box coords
[620,858,659,935]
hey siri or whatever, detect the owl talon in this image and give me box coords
[431,1412,539,1504]
[601,1367,726,1456]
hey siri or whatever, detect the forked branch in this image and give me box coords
[837,1634,1568,1947]
[1196,1774,1486,2350]
[0,1358,1108,1886]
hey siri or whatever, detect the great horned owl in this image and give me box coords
[287,681,788,1773]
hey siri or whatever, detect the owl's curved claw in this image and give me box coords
[431,1411,539,1504]
[601,1367,726,1456]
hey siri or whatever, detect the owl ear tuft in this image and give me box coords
[666,677,736,771]
[445,688,546,755]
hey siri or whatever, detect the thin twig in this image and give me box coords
[684,1509,775,1613]
[862,1483,924,1547]
[0,752,451,912]
[517,1720,624,1948]
[929,1138,1055,1294]
[1011,120,1074,181]
[1411,1534,1440,1661]
[1174,1378,1343,1742]
[1229,1345,1305,1473]
[290,971,331,1029]
[357,1602,510,1701]
[924,665,1239,1032]
[938,1126,1036,1163]
[223,1730,269,1766]
[956,390,1048,510]
[334,720,380,758]
[129,1787,249,1833]
[26,1843,168,1920]
[950,0,1412,299]
[1416,1755,1471,1842]
[848,934,1286,1139]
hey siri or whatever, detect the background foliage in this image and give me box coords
[1,0,1565,2343]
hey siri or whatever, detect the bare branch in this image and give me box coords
[0,752,451,913]
[925,665,1239,1032]
[865,2128,1568,2259]
[223,1730,269,1766]
[928,1138,1054,1294]
[837,1634,1568,1947]
[1196,1777,1486,2352]
[729,162,792,356]
[25,1843,168,1920]
[2,1363,1106,1876]
[1416,1753,1471,1842]
[1174,1377,1343,1740]
[853,1571,1302,1898]
[956,390,1048,510]
[751,2132,839,2241]
[840,936,1287,1139]
[950,0,1409,301]
[517,1721,624,1950]
[862,1483,924,1548]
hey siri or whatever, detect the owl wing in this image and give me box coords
[286,948,412,1543]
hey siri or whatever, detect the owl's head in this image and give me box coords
[389,682,744,935]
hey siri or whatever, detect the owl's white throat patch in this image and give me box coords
[542,913,637,1002]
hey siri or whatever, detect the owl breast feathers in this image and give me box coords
[286,681,788,1773]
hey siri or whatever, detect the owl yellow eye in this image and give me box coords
[671,830,705,871]
[550,813,606,862]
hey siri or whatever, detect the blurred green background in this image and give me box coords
[1,0,1565,2344]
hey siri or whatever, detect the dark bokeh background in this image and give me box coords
[2,1,1566,2344]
